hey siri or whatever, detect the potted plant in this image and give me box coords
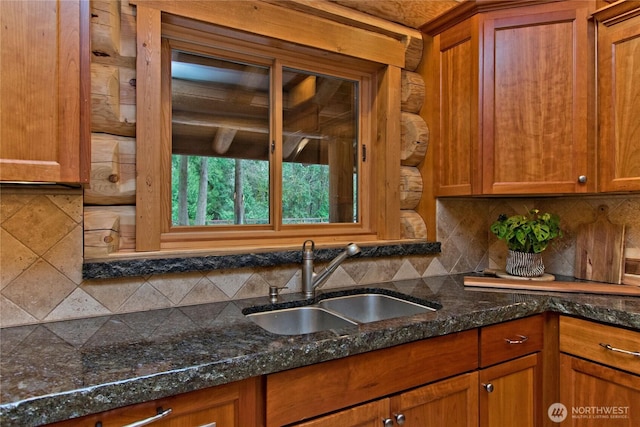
[490,209,562,277]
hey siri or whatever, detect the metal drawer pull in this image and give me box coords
[504,335,528,344]
[122,408,172,427]
[482,383,494,393]
[599,343,640,357]
[394,413,406,425]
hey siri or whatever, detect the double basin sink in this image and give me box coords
[243,289,441,335]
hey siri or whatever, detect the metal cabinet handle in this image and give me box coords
[394,413,406,425]
[122,408,172,427]
[482,383,494,393]
[383,418,394,427]
[578,175,588,183]
[504,335,528,344]
[599,343,640,357]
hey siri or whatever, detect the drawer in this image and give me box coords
[47,377,261,427]
[480,315,544,367]
[560,316,640,375]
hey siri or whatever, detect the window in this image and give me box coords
[135,3,403,253]
[169,50,361,228]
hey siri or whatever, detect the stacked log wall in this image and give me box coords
[84,0,430,259]
[84,0,138,258]
[399,70,429,239]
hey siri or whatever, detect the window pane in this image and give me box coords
[281,68,359,224]
[170,50,270,226]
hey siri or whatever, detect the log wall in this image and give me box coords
[85,0,137,257]
[84,0,430,258]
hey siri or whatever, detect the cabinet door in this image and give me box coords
[47,378,261,427]
[0,0,89,183]
[291,399,390,427]
[432,17,482,196]
[560,354,640,427]
[481,3,595,194]
[479,353,540,427]
[597,10,640,192]
[391,372,479,427]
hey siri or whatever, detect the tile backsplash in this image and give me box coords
[1,187,638,328]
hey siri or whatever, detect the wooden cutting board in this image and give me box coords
[574,205,625,284]
[464,276,640,296]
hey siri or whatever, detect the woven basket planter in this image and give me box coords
[505,250,545,277]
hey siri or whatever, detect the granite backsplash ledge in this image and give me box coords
[82,242,441,279]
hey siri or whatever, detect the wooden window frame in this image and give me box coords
[135,2,402,254]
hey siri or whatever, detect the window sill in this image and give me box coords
[82,241,441,280]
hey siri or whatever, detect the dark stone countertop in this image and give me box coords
[1,274,639,426]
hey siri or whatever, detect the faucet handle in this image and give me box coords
[269,285,288,303]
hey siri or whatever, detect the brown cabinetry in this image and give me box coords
[478,316,544,427]
[267,330,479,427]
[0,0,90,183]
[559,316,640,426]
[594,1,640,192]
[47,377,262,427]
[480,354,540,427]
[292,399,390,427]
[294,372,479,427]
[273,315,546,427]
[391,372,479,427]
[423,0,596,196]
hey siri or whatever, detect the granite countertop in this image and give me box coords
[1,274,639,426]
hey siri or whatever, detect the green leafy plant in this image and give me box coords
[490,209,562,254]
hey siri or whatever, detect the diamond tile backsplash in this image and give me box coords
[1,187,638,328]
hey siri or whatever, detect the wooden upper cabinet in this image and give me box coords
[482,3,596,194]
[0,0,90,183]
[428,17,482,196]
[423,0,597,196]
[595,1,640,192]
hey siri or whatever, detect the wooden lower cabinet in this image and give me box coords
[559,316,640,427]
[266,330,479,427]
[47,377,262,427]
[479,353,540,427]
[560,354,640,427]
[391,372,479,427]
[291,399,390,427]
[479,315,544,427]
[291,372,479,427]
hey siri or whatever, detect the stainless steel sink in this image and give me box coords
[317,293,436,323]
[246,306,357,335]
[245,289,439,335]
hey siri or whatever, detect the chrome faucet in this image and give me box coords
[301,240,361,299]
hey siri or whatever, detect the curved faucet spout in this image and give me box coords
[301,241,361,299]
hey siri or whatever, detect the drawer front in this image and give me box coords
[560,316,640,375]
[47,378,260,427]
[480,315,544,367]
